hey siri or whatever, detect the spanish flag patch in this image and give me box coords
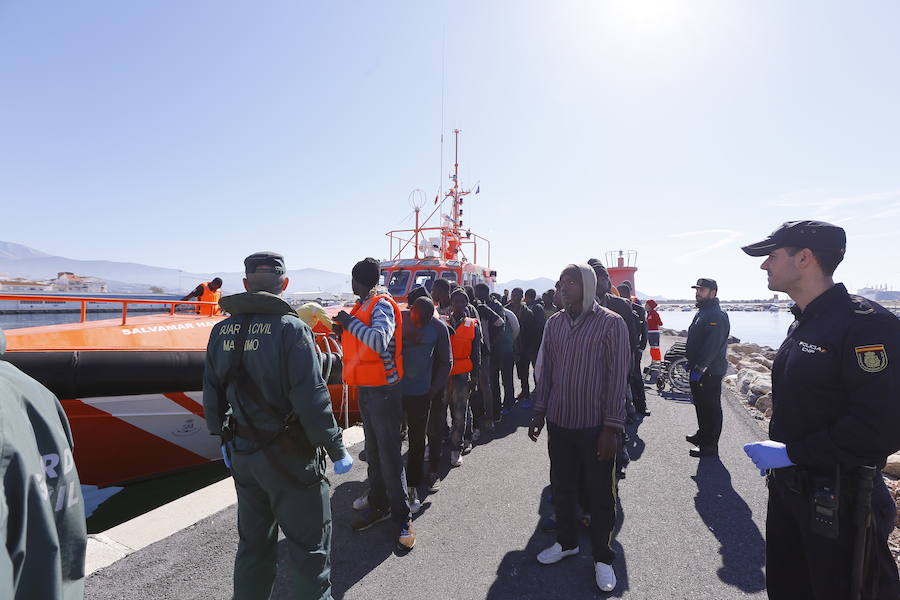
[855,344,888,373]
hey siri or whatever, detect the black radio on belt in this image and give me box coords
[810,467,840,539]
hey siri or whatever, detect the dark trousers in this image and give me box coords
[402,393,430,488]
[358,384,410,526]
[766,469,900,599]
[231,437,332,600]
[427,391,446,473]
[630,350,647,413]
[515,353,531,398]
[491,351,515,413]
[689,372,723,451]
[547,422,617,564]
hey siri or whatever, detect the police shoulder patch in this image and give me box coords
[855,344,888,373]
[849,294,875,315]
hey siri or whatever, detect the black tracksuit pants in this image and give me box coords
[629,350,647,414]
[547,422,617,564]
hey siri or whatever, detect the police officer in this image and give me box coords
[684,277,730,458]
[0,329,87,600]
[741,221,900,599]
[202,252,352,600]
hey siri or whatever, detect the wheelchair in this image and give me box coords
[653,341,692,395]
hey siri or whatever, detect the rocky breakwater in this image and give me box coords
[724,340,900,566]
[722,342,775,422]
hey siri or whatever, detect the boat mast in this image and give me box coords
[443,128,470,260]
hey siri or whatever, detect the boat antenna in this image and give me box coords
[438,25,446,207]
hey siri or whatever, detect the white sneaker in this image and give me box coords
[352,493,369,511]
[408,487,421,514]
[450,451,463,467]
[536,542,579,564]
[595,561,617,592]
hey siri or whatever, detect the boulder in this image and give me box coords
[754,393,773,412]
[883,453,900,479]
[750,377,772,397]
[727,335,741,344]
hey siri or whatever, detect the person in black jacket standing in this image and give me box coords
[617,282,650,417]
[684,277,730,458]
[741,221,900,600]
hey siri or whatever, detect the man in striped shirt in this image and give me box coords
[335,258,413,550]
[528,263,631,593]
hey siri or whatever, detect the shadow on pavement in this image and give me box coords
[623,417,646,462]
[692,457,766,593]
[484,481,630,599]
[659,389,694,403]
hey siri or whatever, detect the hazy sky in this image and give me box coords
[2,1,899,299]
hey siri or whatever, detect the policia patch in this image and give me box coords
[855,344,888,373]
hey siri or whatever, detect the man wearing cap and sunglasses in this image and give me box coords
[741,221,900,599]
[684,277,730,458]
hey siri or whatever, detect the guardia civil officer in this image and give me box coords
[0,329,87,600]
[684,277,730,457]
[202,252,352,600]
[741,221,900,599]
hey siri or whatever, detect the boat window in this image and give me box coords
[441,271,457,283]
[387,270,411,296]
[413,270,437,291]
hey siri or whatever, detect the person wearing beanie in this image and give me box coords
[644,299,664,366]
[335,257,415,551]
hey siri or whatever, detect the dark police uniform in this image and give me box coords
[742,221,900,599]
[765,284,900,599]
[0,331,87,600]
[685,284,730,455]
[202,256,347,600]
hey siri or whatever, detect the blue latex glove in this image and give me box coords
[743,440,795,475]
[220,443,232,470]
[334,452,354,475]
[689,368,704,383]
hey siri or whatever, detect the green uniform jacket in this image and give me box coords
[202,292,346,462]
[0,361,87,600]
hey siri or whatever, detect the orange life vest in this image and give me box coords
[341,294,404,386]
[197,282,221,316]
[450,317,477,375]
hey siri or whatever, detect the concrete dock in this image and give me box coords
[85,338,770,599]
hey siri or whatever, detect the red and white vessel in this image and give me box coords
[1,129,491,487]
[379,129,496,300]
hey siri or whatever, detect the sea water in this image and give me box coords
[654,309,796,350]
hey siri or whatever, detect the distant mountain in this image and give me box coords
[0,241,351,294]
[0,241,51,261]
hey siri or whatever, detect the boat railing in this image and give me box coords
[385,225,491,266]
[0,294,217,326]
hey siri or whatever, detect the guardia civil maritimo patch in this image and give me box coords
[855,345,888,373]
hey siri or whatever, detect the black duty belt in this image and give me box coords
[231,421,282,444]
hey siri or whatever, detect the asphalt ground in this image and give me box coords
[86,337,770,599]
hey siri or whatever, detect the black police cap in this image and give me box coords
[244,251,286,274]
[691,278,718,291]
[742,220,846,257]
